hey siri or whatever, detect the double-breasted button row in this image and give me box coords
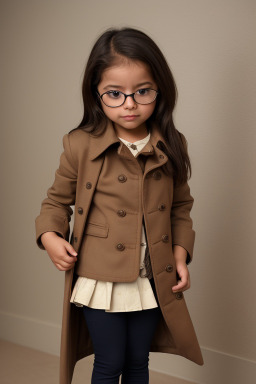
[117,209,126,217]
[116,243,125,251]
[118,174,127,183]
[161,234,169,242]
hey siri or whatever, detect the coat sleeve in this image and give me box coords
[171,133,195,265]
[35,133,77,250]
[171,181,195,264]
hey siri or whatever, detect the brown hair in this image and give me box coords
[70,27,191,184]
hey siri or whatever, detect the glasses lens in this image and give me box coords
[101,91,125,107]
[134,89,157,104]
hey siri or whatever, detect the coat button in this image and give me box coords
[74,237,78,242]
[78,207,83,214]
[158,203,166,211]
[175,292,184,300]
[117,210,126,217]
[161,234,169,242]
[116,243,125,251]
[152,170,161,180]
[118,174,127,183]
[159,154,164,159]
[165,264,173,272]
[86,182,92,189]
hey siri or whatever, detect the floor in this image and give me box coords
[0,339,195,384]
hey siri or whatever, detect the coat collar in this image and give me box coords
[88,119,167,161]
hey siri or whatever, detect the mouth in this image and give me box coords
[121,115,139,121]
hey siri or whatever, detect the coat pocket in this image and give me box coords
[84,222,109,238]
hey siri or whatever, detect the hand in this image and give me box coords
[41,232,78,271]
[172,262,191,293]
[172,245,191,293]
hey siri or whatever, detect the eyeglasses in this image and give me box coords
[97,88,159,108]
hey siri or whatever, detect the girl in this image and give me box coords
[35,27,203,384]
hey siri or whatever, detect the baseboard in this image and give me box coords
[0,310,255,383]
[0,310,61,356]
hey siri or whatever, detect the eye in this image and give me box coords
[107,91,122,99]
[136,88,150,96]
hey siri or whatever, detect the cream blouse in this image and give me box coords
[70,132,158,312]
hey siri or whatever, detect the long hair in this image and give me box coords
[70,27,191,184]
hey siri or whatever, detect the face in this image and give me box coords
[97,59,158,141]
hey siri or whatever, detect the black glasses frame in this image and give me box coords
[97,88,159,108]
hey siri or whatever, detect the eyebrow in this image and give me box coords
[103,82,153,90]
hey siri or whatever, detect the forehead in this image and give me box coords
[99,59,155,86]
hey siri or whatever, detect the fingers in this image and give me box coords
[172,266,191,293]
[172,278,190,293]
[49,241,78,271]
[56,262,75,271]
[62,253,77,264]
[65,242,78,257]
[55,253,77,271]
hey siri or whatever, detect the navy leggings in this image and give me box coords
[82,278,161,384]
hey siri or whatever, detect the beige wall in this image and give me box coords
[1,1,255,383]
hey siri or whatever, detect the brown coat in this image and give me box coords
[35,120,204,384]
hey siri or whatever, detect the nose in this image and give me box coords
[123,94,137,109]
